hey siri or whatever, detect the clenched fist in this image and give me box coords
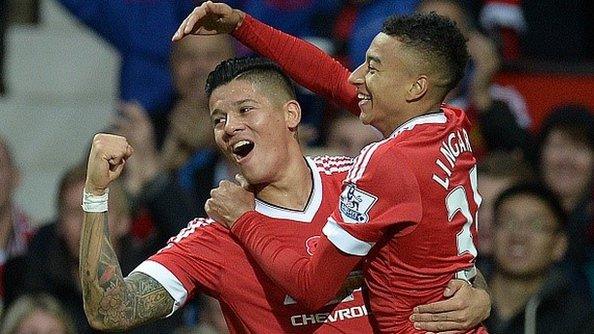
[85,133,134,196]
[205,176,255,228]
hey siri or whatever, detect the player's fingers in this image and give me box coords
[444,279,467,298]
[414,299,464,314]
[410,311,464,323]
[414,321,464,332]
[173,15,190,41]
[235,174,250,189]
[185,5,207,34]
[206,1,227,15]
[125,144,134,158]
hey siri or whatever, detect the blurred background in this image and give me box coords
[0,0,593,333]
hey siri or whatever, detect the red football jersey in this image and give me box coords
[132,157,375,333]
[232,108,484,333]
[326,106,482,332]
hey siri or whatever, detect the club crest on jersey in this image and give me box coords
[339,184,377,223]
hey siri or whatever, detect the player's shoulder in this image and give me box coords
[167,217,230,245]
[309,155,354,175]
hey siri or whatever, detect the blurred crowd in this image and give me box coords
[1,0,594,333]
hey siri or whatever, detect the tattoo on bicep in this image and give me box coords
[80,212,173,329]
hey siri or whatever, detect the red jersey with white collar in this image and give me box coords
[229,16,485,333]
[132,157,375,333]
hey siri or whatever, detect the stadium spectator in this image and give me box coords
[485,182,594,334]
[537,104,594,297]
[0,293,76,334]
[475,150,534,276]
[114,34,236,217]
[175,5,490,332]
[417,0,533,160]
[78,58,491,333]
[16,164,181,333]
[0,136,35,312]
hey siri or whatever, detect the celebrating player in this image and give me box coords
[80,57,490,333]
[176,2,488,333]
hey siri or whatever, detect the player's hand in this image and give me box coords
[410,279,490,333]
[172,1,245,41]
[85,133,134,196]
[205,176,255,228]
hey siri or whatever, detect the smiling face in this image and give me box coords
[348,33,419,136]
[208,78,301,185]
[493,194,566,278]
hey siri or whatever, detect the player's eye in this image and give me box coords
[239,106,254,113]
[212,116,226,126]
[367,66,377,74]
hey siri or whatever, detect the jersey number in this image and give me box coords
[445,166,481,257]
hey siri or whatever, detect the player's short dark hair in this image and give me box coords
[493,182,567,231]
[205,56,296,102]
[382,12,469,91]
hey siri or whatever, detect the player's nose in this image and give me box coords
[348,64,366,86]
[224,114,245,135]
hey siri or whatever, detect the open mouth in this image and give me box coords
[232,140,255,161]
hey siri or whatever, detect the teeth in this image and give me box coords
[358,93,371,100]
[233,140,251,150]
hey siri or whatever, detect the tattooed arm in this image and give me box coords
[80,211,174,330]
[80,134,174,331]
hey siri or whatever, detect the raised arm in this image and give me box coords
[173,1,360,115]
[80,134,174,331]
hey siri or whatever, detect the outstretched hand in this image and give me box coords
[172,1,244,41]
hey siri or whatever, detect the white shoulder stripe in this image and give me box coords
[131,260,188,317]
[322,217,373,256]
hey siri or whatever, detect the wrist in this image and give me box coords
[82,189,109,213]
[84,183,108,196]
[233,10,246,30]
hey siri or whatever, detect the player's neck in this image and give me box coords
[384,100,444,137]
[256,156,312,211]
[491,271,546,320]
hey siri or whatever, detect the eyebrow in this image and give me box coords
[234,98,260,106]
[367,55,382,65]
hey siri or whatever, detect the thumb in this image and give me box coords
[109,159,127,180]
[444,279,466,298]
[235,174,251,190]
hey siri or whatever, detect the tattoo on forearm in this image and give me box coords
[80,212,174,330]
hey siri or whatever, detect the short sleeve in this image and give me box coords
[132,218,225,316]
[324,148,423,256]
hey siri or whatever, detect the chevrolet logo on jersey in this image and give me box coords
[339,184,377,223]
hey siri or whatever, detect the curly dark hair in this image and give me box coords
[382,12,469,91]
[205,56,296,101]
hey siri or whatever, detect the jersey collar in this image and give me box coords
[254,157,322,223]
[389,111,447,139]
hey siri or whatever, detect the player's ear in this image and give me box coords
[406,76,428,102]
[285,100,301,130]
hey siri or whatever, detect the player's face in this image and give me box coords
[493,194,566,277]
[348,33,417,137]
[541,129,594,208]
[209,79,300,185]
